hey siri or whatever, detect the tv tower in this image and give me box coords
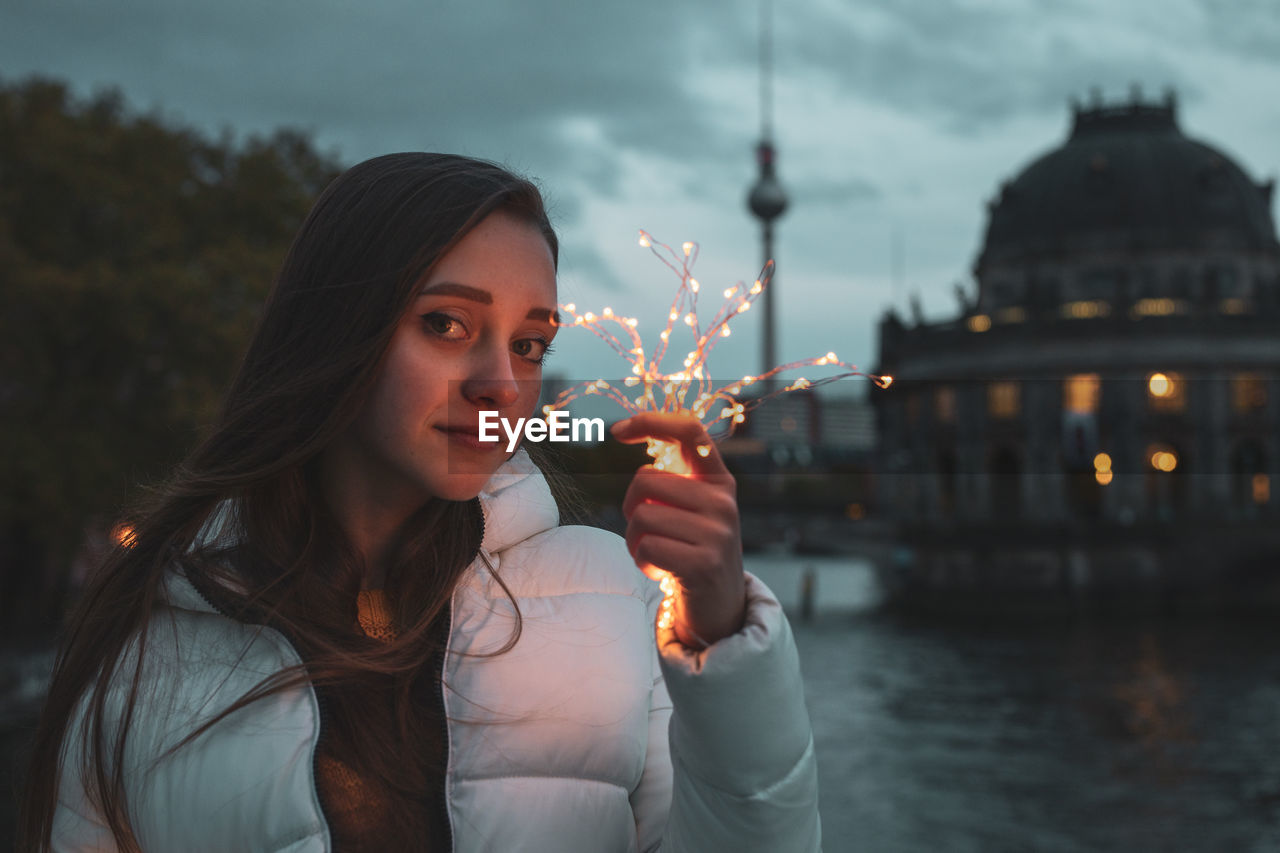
[746,0,788,378]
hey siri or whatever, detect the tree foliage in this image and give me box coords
[0,77,344,633]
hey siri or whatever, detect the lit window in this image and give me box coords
[1254,474,1270,505]
[1147,372,1186,413]
[935,387,956,423]
[1220,297,1250,315]
[967,314,992,332]
[1059,302,1111,322]
[988,381,1020,418]
[1060,300,1110,319]
[1231,373,1267,415]
[995,306,1027,324]
[1063,374,1100,415]
[1131,298,1182,317]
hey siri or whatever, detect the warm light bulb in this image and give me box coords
[646,438,690,476]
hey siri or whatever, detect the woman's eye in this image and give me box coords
[513,337,554,365]
[421,312,467,340]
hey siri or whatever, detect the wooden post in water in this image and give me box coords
[800,565,816,622]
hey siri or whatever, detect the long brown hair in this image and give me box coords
[18,153,560,851]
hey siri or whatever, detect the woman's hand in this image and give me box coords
[611,412,746,649]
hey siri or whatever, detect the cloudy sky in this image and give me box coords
[5,0,1280,396]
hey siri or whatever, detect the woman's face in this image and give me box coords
[325,210,558,513]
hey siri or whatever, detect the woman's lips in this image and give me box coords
[436,425,499,452]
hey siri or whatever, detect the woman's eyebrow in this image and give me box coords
[526,307,561,324]
[420,282,491,303]
[419,283,557,324]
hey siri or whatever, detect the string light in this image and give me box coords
[551,230,892,644]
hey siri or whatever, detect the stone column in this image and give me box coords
[1196,370,1231,517]
[958,381,986,522]
[1114,373,1146,522]
[1267,376,1280,519]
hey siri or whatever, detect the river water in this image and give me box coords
[746,555,1280,852]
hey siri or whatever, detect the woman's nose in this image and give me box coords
[461,350,520,408]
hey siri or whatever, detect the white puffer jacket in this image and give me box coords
[52,450,822,851]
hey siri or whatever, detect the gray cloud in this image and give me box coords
[2,0,754,191]
[791,176,881,206]
[776,1,1200,133]
[1193,0,1280,63]
[557,237,627,294]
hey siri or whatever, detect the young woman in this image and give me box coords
[19,153,821,851]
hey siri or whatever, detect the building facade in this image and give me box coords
[871,92,1280,605]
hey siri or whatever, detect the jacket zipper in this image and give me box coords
[434,597,456,851]
[437,497,484,850]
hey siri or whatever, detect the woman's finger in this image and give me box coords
[632,535,716,582]
[624,503,723,561]
[621,467,736,519]
[633,536,746,647]
[610,411,729,478]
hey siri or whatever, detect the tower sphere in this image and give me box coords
[748,142,788,222]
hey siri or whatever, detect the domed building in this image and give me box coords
[871,91,1280,607]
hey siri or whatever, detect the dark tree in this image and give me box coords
[0,77,344,637]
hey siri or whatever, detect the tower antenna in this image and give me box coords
[760,0,773,143]
[747,0,788,378]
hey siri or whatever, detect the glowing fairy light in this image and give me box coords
[552,231,888,450]
[551,230,891,642]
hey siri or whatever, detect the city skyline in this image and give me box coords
[4,0,1278,387]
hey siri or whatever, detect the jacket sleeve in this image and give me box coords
[643,571,823,853]
[50,700,120,852]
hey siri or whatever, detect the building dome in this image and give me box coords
[871,90,1280,604]
[976,92,1278,274]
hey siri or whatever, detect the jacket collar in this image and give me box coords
[164,449,559,614]
[477,448,559,554]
